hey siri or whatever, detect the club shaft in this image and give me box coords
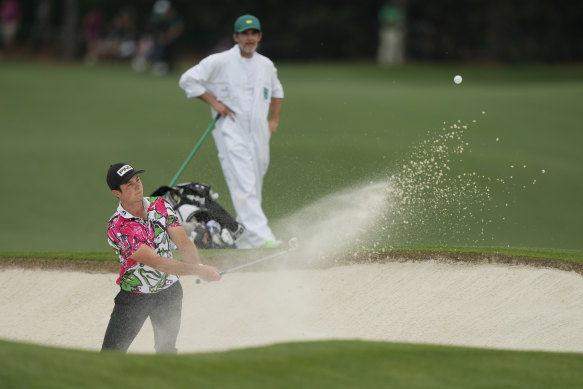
[220,250,288,275]
[196,248,291,284]
[169,113,221,187]
[196,238,298,284]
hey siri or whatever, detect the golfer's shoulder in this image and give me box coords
[107,212,124,230]
[146,196,169,208]
[147,196,177,214]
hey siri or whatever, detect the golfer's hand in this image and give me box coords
[213,101,235,121]
[195,264,222,282]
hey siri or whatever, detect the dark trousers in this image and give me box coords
[101,281,183,353]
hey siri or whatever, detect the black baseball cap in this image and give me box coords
[107,163,145,190]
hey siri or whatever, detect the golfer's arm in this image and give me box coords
[167,227,222,282]
[131,244,198,276]
[168,226,202,266]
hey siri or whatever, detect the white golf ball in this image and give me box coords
[454,75,463,84]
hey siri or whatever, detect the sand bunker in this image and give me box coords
[1,260,583,354]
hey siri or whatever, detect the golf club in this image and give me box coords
[151,113,221,196]
[196,237,299,284]
[170,113,221,187]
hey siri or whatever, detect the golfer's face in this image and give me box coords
[234,29,261,56]
[119,175,143,201]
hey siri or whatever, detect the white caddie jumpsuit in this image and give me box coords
[179,45,284,248]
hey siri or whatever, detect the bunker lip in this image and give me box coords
[1,251,581,276]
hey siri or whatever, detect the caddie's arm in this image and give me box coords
[198,92,235,121]
[169,226,222,281]
[268,97,282,136]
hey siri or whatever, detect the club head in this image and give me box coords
[288,237,299,250]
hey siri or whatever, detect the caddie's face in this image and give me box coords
[234,29,262,57]
[114,175,143,203]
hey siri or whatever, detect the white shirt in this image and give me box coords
[178,45,283,122]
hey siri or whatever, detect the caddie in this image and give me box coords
[178,14,284,249]
[102,162,221,353]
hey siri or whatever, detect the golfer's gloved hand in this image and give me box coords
[195,264,222,282]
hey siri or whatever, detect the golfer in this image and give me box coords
[179,14,284,249]
[102,162,221,353]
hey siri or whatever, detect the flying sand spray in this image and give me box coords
[270,111,547,261]
[198,111,547,275]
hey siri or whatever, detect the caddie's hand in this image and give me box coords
[195,264,222,282]
[214,101,236,122]
[268,118,279,136]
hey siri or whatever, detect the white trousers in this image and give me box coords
[212,115,275,248]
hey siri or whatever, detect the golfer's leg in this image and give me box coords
[150,282,183,353]
[101,290,149,352]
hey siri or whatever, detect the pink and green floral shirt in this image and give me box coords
[107,197,181,294]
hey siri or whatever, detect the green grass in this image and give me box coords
[2,339,583,389]
[1,61,582,252]
[384,246,583,264]
[0,250,117,261]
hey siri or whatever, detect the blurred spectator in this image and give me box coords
[82,8,104,64]
[98,7,138,61]
[132,0,183,76]
[83,7,138,65]
[0,0,21,55]
[377,0,406,67]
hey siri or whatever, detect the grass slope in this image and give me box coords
[1,339,583,389]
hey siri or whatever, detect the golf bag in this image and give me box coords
[152,183,245,249]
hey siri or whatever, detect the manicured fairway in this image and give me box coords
[0,61,582,251]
